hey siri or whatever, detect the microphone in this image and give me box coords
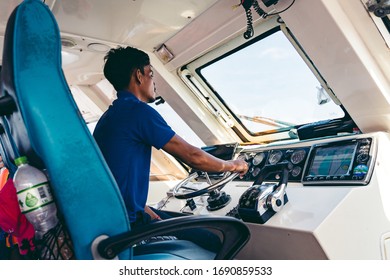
[154,96,165,106]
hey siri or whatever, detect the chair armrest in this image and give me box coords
[97,215,250,260]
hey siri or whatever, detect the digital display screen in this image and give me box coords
[201,143,237,161]
[198,143,237,176]
[307,143,356,177]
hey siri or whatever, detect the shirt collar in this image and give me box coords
[117,90,139,102]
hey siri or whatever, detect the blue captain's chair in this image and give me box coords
[0,0,250,260]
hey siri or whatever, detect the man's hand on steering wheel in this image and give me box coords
[226,159,249,178]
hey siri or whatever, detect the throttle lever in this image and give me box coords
[266,167,289,212]
[238,161,290,224]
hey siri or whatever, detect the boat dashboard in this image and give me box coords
[238,135,375,186]
[150,132,390,259]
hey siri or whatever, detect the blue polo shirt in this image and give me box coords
[93,91,175,222]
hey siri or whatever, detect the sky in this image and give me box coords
[200,30,344,134]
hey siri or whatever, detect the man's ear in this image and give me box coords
[135,68,142,85]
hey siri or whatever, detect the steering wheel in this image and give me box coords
[172,171,239,199]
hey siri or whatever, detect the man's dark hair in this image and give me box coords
[103,46,150,91]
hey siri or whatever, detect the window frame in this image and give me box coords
[180,16,344,143]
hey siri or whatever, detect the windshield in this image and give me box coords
[197,28,345,135]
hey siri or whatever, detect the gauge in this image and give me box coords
[252,152,265,166]
[252,167,261,177]
[290,149,306,164]
[291,166,302,177]
[268,150,283,165]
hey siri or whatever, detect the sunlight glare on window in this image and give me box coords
[150,102,205,148]
[200,30,344,134]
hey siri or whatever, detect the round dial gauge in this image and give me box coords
[291,166,302,177]
[290,149,306,165]
[252,152,265,166]
[268,150,283,165]
[252,167,261,177]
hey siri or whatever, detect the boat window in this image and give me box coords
[70,86,103,124]
[366,0,390,47]
[91,79,204,147]
[187,26,344,137]
[150,102,205,147]
[96,79,117,101]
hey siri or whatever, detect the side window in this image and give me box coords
[150,102,205,147]
[92,79,205,147]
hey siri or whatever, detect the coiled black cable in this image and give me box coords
[243,8,254,39]
[253,0,266,18]
[242,0,296,39]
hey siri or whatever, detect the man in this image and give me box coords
[93,46,248,233]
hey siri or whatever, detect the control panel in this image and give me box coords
[238,147,310,182]
[235,137,375,186]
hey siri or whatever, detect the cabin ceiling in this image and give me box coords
[0,0,219,83]
[0,0,219,51]
[50,0,219,51]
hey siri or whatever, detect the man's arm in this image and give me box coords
[162,134,248,176]
[144,205,161,220]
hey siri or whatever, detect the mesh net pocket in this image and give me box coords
[38,221,75,260]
